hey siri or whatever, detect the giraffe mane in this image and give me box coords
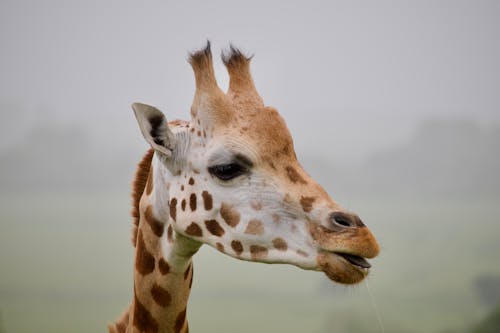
[130,148,154,247]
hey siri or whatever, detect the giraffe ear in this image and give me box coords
[132,103,176,157]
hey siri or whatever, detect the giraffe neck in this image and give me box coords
[127,155,201,333]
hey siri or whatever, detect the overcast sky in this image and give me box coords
[1,0,499,161]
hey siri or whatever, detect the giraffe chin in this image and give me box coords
[317,252,369,285]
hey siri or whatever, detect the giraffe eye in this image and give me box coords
[208,163,247,181]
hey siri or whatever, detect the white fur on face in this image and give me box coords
[154,124,318,271]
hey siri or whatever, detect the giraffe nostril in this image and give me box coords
[334,215,351,227]
[329,212,362,229]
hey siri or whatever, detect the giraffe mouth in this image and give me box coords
[317,251,370,284]
[335,252,371,269]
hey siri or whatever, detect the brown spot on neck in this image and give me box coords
[144,205,165,237]
[244,219,264,235]
[174,308,187,333]
[220,203,240,227]
[158,258,170,275]
[285,166,307,184]
[202,191,213,210]
[205,220,225,236]
[181,199,186,211]
[300,196,316,213]
[135,231,155,275]
[188,177,195,185]
[133,292,159,333]
[151,283,172,307]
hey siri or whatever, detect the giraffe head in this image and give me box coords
[133,43,379,285]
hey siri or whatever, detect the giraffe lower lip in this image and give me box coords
[335,253,371,269]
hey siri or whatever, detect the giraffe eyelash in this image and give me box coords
[208,163,248,181]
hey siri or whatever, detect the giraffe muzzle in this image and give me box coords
[307,213,379,284]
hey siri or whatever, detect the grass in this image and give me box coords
[0,192,499,333]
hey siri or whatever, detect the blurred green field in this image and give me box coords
[0,192,499,333]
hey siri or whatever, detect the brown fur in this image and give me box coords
[170,198,178,221]
[158,258,170,275]
[204,219,225,236]
[250,245,268,260]
[174,308,187,333]
[272,238,288,251]
[144,205,165,237]
[220,203,240,227]
[201,191,213,210]
[189,193,197,211]
[134,292,159,333]
[185,222,203,237]
[231,240,244,255]
[300,196,316,213]
[135,231,155,275]
[151,283,172,307]
[131,149,155,246]
[244,219,264,235]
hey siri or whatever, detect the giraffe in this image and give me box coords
[109,43,380,333]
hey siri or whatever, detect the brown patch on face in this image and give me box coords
[245,219,264,235]
[250,245,268,260]
[146,167,154,195]
[170,198,177,221]
[216,242,224,252]
[181,199,186,211]
[250,200,262,211]
[285,166,307,184]
[300,196,316,213]
[272,238,288,251]
[158,258,170,275]
[134,292,159,333]
[144,205,165,237]
[188,177,195,185]
[167,225,173,242]
[175,308,187,333]
[205,220,225,236]
[297,250,309,257]
[135,231,155,275]
[231,240,243,255]
[181,185,184,191]
[185,222,203,237]
[189,193,197,211]
[184,263,192,280]
[220,203,240,227]
[151,283,172,307]
[202,191,213,210]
